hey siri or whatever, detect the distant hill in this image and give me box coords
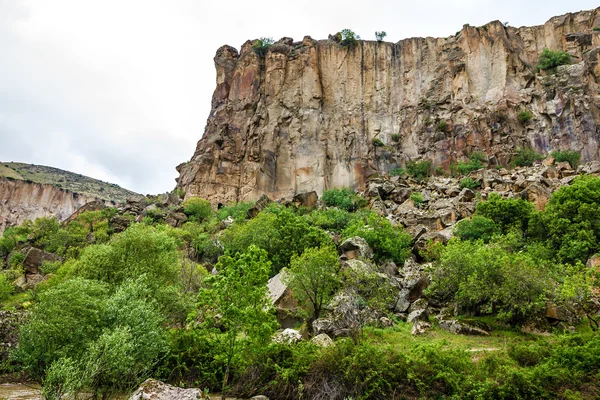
[0,162,141,203]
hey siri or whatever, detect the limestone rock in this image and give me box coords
[339,236,373,260]
[22,247,62,275]
[311,333,334,347]
[411,321,431,336]
[129,379,207,400]
[407,309,429,323]
[437,319,491,336]
[273,328,302,344]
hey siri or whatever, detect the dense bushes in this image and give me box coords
[475,193,535,234]
[512,147,544,167]
[538,48,571,71]
[321,187,367,211]
[552,149,581,169]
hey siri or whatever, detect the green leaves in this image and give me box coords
[537,48,571,72]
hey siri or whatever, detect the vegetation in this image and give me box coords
[406,160,432,181]
[460,176,479,189]
[538,48,572,71]
[340,29,360,46]
[391,133,400,142]
[389,167,405,177]
[252,37,275,57]
[410,192,424,205]
[518,109,533,123]
[552,149,581,169]
[512,147,544,167]
[321,187,367,212]
[371,138,384,147]
[435,120,448,132]
[375,31,387,42]
[452,151,487,175]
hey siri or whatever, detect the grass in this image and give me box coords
[1,291,34,311]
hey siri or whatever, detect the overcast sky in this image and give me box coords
[1,0,598,194]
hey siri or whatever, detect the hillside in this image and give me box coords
[0,162,140,203]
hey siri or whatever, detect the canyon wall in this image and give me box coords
[0,178,103,232]
[176,8,600,203]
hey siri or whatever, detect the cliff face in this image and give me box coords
[177,8,600,203]
[0,178,102,232]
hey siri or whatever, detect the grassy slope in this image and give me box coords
[0,162,141,203]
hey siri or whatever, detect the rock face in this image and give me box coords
[0,178,100,233]
[177,8,600,204]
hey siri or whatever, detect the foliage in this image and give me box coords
[557,262,600,330]
[217,202,253,222]
[389,167,405,177]
[410,192,424,205]
[454,216,500,243]
[371,138,384,147]
[340,29,360,46]
[321,187,367,211]
[182,197,213,222]
[436,120,448,132]
[552,149,581,169]
[252,37,275,57]
[375,31,387,41]
[284,246,341,322]
[391,133,400,142]
[343,211,411,264]
[196,246,276,393]
[518,110,533,123]
[529,175,600,263]
[427,238,552,323]
[460,177,479,189]
[475,192,535,234]
[0,274,14,301]
[453,151,486,175]
[512,147,544,167]
[406,160,432,181]
[220,207,332,274]
[538,48,571,71]
[303,207,355,232]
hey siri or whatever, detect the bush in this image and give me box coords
[343,211,412,264]
[552,150,581,169]
[436,120,448,132]
[340,29,360,46]
[389,167,405,177]
[454,216,500,243]
[410,192,424,205]
[252,37,275,57]
[321,187,367,212]
[182,197,213,222]
[518,110,533,123]
[375,31,387,42]
[476,193,535,234]
[453,151,487,175]
[304,208,355,232]
[460,177,479,189]
[0,274,14,301]
[537,48,571,71]
[217,202,254,222]
[391,133,400,142]
[406,160,432,181]
[371,138,384,147]
[512,147,544,167]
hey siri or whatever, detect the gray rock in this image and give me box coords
[273,328,302,344]
[411,321,431,336]
[408,298,428,313]
[394,289,411,313]
[407,309,429,323]
[437,319,490,336]
[340,237,373,260]
[311,333,334,347]
[129,379,207,400]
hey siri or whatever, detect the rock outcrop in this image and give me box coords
[177,8,600,204]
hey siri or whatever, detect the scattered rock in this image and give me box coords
[273,328,302,344]
[407,309,429,323]
[129,379,207,400]
[311,333,334,347]
[339,237,374,260]
[247,194,273,218]
[437,318,490,336]
[411,321,431,336]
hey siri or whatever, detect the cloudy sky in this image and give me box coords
[1,0,598,194]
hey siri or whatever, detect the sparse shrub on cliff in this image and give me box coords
[537,48,571,72]
[340,29,360,47]
[375,31,387,42]
[552,149,581,169]
[391,133,400,142]
[252,37,275,57]
[518,110,533,124]
[512,147,544,167]
[435,120,448,132]
[460,177,479,189]
[410,192,424,205]
[371,138,384,147]
[322,187,367,212]
[389,167,405,177]
[406,160,432,181]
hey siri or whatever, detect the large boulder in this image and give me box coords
[247,194,273,218]
[129,379,207,400]
[311,333,334,347]
[293,191,318,207]
[339,236,373,260]
[437,318,490,336]
[273,328,302,344]
[22,247,62,275]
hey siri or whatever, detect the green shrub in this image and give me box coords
[321,187,367,211]
[537,48,571,71]
[391,133,400,142]
[410,192,424,205]
[304,208,355,232]
[512,147,544,167]
[182,197,213,222]
[217,202,254,222]
[9,251,25,270]
[453,152,486,175]
[460,177,479,189]
[454,216,500,243]
[371,138,384,147]
[389,167,405,177]
[343,211,412,264]
[518,110,533,123]
[552,150,581,169]
[340,29,360,46]
[252,37,274,57]
[594,27,600,32]
[406,160,432,181]
[436,120,448,132]
[0,274,14,301]
[476,193,535,234]
[375,31,387,41]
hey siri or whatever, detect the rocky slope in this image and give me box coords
[0,162,141,233]
[176,7,600,204]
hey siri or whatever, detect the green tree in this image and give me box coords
[454,216,500,243]
[321,187,367,212]
[375,31,387,41]
[252,37,275,57]
[284,246,341,324]
[475,193,535,234]
[537,48,571,71]
[340,29,360,46]
[197,246,276,394]
[182,197,213,222]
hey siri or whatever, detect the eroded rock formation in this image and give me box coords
[177,8,600,203]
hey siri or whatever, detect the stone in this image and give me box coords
[251,396,270,400]
[22,247,62,275]
[456,188,476,202]
[311,333,334,347]
[555,161,572,171]
[408,298,429,313]
[394,289,411,313]
[273,328,302,344]
[411,321,431,336]
[379,316,394,327]
[437,319,490,336]
[247,194,273,218]
[407,309,429,323]
[129,379,207,400]
[339,236,373,260]
[293,191,318,207]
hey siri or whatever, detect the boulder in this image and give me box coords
[247,194,273,218]
[311,333,334,347]
[407,309,429,323]
[408,298,428,313]
[437,319,490,336]
[273,328,302,344]
[22,247,62,275]
[339,237,373,260]
[411,321,431,336]
[129,379,207,400]
[394,289,411,313]
[293,191,318,207]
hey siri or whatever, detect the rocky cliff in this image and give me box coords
[176,7,600,204]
